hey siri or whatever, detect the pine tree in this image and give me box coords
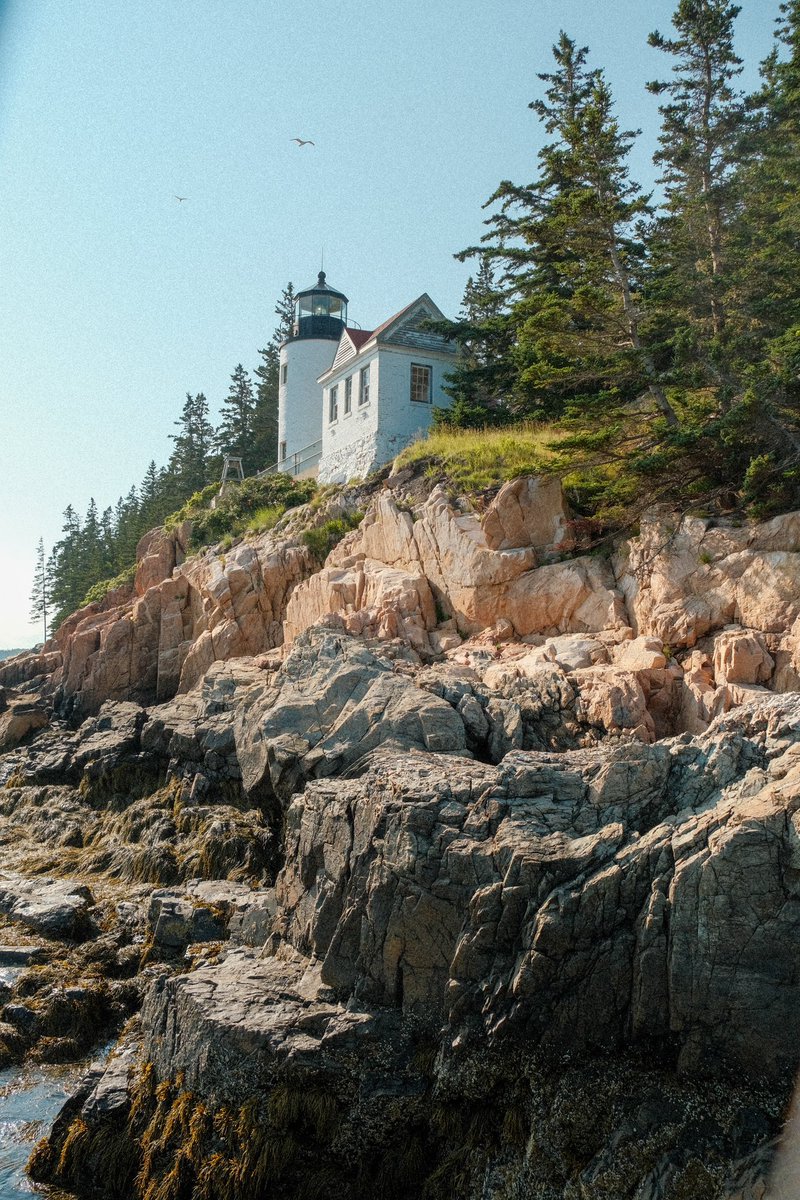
[47,506,84,629]
[734,1,800,345]
[113,486,142,571]
[459,34,676,432]
[28,538,49,644]
[253,283,296,468]
[436,259,517,428]
[80,498,110,590]
[216,364,256,472]
[716,0,800,513]
[137,461,171,528]
[169,392,215,497]
[646,1,744,389]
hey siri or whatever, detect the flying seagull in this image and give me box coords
[291,138,315,147]
[173,195,188,202]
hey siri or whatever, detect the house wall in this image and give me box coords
[319,347,453,484]
[278,337,338,470]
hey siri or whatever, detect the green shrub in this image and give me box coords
[163,474,317,550]
[245,505,285,534]
[163,482,220,532]
[79,564,138,609]
[301,511,364,561]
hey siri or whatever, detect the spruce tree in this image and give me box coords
[80,498,110,590]
[647,0,744,389]
[253,283,296,469]
[28,538,49,643]
[113,487,143,571]
[459,34,676,431]
[718,0,800,512]
[216,364,256,472]
[169,392,215,497]
[438,259,517,427]
[47,506,84,629]
[734,1,800,345]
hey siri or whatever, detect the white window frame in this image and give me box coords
[344,374,353,415]
[410,362,432,404]
[280,363,288,385]
[328,385,338,423]
[359,364,370,406]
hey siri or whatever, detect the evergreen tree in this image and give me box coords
[113,487,143,571]
[715,0,800,512]
[457,34,676,431]
[253,283,295,469]
[216,364,257,472]
[437,259,517,427]
[48,506,84,629]
[137,460,175,532]
[80,498,111,589]
[646,1,744,389]
[28,538,49,643]
[169,392,215,496]
[733,1,800,345]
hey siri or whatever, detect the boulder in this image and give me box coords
[613,636,668,672]
[481,475,573,552]
[0,649,62,689]
[340,488,625,638]
[284,557,437,653]
[47,530,313,716]
[571,665,655,741]
[0,700,49,750]
[0,873,94,941]
[272,693,800,1080]
[616,509,800,648]
[147,880,268,952]
[711,627,775,686]
[134,526,184,596]
[234,628,467,800]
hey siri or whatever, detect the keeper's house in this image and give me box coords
[276,272,457,484]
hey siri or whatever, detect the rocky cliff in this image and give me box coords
[2,469,800,1199]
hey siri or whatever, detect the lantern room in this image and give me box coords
[292,271,348,340]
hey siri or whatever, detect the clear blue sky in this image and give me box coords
[0,0,781,647]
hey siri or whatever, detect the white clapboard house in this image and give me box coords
[275,272,456,483]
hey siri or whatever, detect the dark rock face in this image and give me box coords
[273,694,800,1081]
[6,623,800,1199]
[0,873,95,941]
[234,630,467,800]
[23,689,800,1200]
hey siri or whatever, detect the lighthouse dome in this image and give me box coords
[291,271,348,340]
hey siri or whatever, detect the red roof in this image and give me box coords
[345,327,373,349]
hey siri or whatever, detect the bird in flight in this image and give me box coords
[173,195,188,202]
[291,138,315,147]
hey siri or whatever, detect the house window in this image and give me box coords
[279,441,287,461]
[344,375,352,415]
[359,365,370,406]
[328,385,338,423]
[410,363,432,403]
[281,363,288,385]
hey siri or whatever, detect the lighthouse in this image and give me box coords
[277,271,348,476]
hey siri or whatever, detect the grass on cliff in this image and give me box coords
[395,422,561,492]
[301,511,364,562]
[165,474,318,550]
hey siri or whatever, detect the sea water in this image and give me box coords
[0,1056,88,1200]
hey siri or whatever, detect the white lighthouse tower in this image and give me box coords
[277,271,348,476]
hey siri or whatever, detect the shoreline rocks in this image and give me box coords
[5,476,800,1199]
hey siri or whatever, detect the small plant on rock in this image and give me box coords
[301,511,364,562]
